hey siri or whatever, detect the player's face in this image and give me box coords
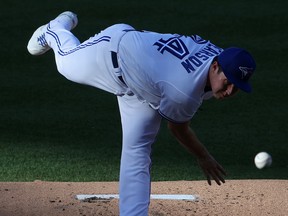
[213,75,239,99]
[210,62,239,99]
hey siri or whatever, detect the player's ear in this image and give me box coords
[211,60,220,74]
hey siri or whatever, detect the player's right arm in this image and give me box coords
[167,121,226,185]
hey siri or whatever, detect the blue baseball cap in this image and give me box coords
[218,47,256,93]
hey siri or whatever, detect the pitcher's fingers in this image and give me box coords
[217,164,227,176]
[210,170,225,185]
[207,175,212,186]
[204,170,212,186]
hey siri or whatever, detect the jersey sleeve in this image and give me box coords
[157,82,201,123]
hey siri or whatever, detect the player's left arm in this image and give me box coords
[167,121,226,185]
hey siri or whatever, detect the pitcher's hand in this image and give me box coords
[197,154,227,185]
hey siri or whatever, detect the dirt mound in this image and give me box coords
[0,180,287,216]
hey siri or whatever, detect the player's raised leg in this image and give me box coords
[27,11,78,56]
[117,95,162,216]
[27,12,126,94]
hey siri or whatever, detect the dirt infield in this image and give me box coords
[0,180,287,216]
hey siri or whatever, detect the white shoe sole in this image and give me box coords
[27,24,49,55]
[27,11,78,56]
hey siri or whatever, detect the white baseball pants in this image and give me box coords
[46,19,162,216]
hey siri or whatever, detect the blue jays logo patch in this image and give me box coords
[190,35,208,44]
[239,66,253,81]
[153,37,189,60]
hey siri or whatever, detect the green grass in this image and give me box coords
[0,0,287,182]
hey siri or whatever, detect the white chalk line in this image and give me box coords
[76,194,199,201]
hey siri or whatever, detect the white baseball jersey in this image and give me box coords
[41,19,224,216]
[118,31,223,123]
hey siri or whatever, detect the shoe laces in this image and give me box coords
[37,33,47,47]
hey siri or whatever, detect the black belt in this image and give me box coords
[111,51,126,86]
[111,51,119,68]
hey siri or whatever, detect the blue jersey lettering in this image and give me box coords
[154,36,223,74]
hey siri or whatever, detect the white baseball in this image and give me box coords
[254,152,272,169]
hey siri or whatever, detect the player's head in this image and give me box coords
[217,47,256,93]
[208,47,256,99]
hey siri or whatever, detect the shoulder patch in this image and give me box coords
[190,35,208,44]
